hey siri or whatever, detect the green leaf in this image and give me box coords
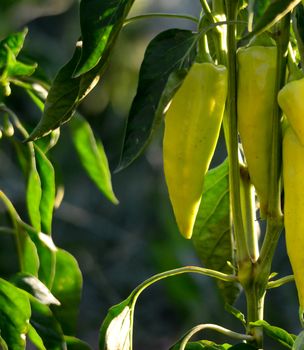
[65,336,92,350]
[244,0,301,40]
[28,324,46,350]
[250,320,296,348]
[34,145,56,234]
[293,330,304,350]
[229,345,257,350]
[11,273,60,306]
[50,249,83,336]
[70,115,118,204]
[23,224,57,288]
[30,300,66,350]
[0,28,28,68]
[117,29,198,171]
[26,158,42,232]
[225,304,246,327]
[74,0,135,76]
[248,0,271,31]
[5,45,37,77]
[99,298,133,350]
[0,278,31,350]
[192,159,241,305]
[28,42,109,140]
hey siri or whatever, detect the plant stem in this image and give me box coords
[124,13,199,26]
[225,0,249,265]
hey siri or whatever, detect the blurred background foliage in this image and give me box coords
[0,1,301,349]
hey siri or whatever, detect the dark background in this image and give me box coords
[0,1,300,349]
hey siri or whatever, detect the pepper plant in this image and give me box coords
[1,0,304,349]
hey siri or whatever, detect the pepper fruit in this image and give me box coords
[278,77,304,146]
[237,43,277,218]
[163,62,228,239]
[283,124,304,316]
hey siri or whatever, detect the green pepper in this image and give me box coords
[278,77,304,145]
[163,62,228,239]
[237,44,277,218]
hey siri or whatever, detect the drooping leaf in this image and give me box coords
[192,159,241,305]
[117,29,198,171]
[50,249,83,336]
[5,45,37,77]
[11,273,60,306]
[244,0,301,40]
[65,336,92,350]
[0,278,31,350]
[293,330,304,350]
[70,115,118,204]
[28,41,109,140]
[28,324,46,350]
[30,300,66,350]
[74,0,135,76]
[250,320,296,348]
[225,304,246,327]
[34,145,56,234]
[99,298,133,350]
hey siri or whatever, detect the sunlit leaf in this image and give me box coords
[117,29,198,171]
[26,164,42,231]
[170,340,232,349]
[292,3,304,67]
[11,273,60,306]
[50,249,83,336]
[70,115,118,204]
[250,320,296,348]
[28,324,46,350]
[74,0,135,76]
[0,28,28,68]
[0,278,31,350]
[192,159,241,304]
[99,298,133,350]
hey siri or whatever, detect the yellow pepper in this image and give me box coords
[278,77,304,146]
[163,62,227,239]
[237,45,277,218]
[283,125,304,313]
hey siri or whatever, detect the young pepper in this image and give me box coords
[283,124,304,316]
[278,77,304,146]
[163,62,227,239]
[237,42,277,218]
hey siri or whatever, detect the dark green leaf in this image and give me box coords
[0,278,31,350]
[192,159,241,304]
[248,0,271,31]
[34,145,56,234]
[292,3,304,67]
[30,300,66,350]
[11,273,60,306]
[293,330,304,350]
[244,0,301,40]
[51,249,83,336]
[0,28,28,68]
[117,29,198,171]
[28,42,109,140]
[74,0,135,76]
[250,320,296,348]
[65,336,92,350]
[99,298,133,350]
[70,115,118,204]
